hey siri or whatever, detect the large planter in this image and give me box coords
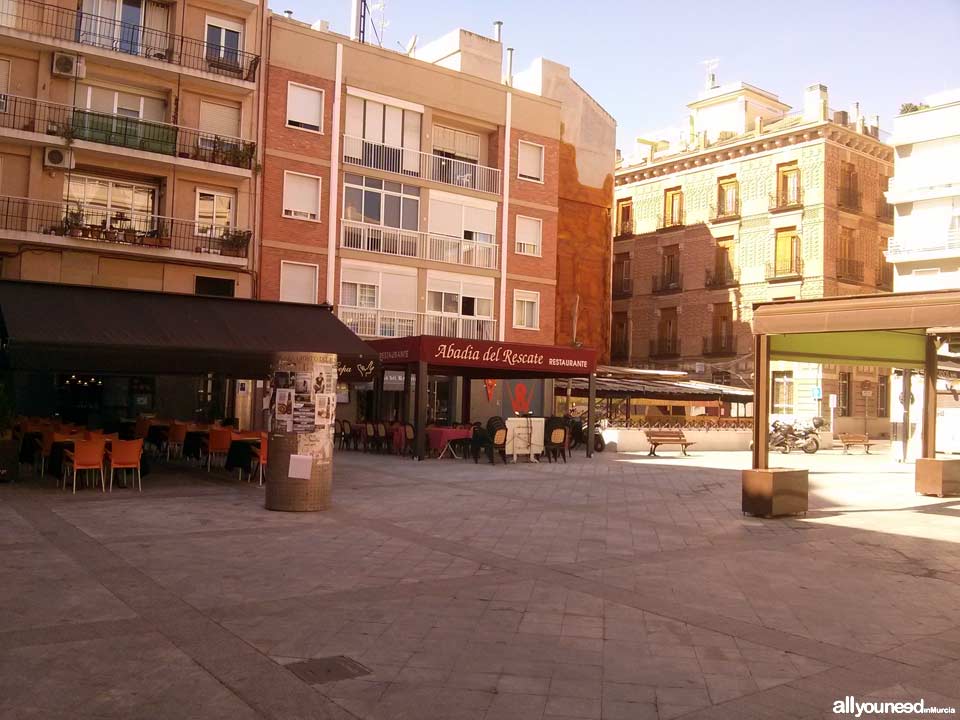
[742,468,808,517]
[915,458,960,498]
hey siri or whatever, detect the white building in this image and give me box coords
[885,89,960,290]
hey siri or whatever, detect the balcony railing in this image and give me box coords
[336,306,497,340]
[649,337,681,359]
[702,334,736,357]
[710,197,740,222]
[342,135,501,195]
[836,257,865,282]
[656,210,685,231]
[616,218,634,237]
[704,267,739,288]
[837,186,862,211]
[0,0,260,81]
[766,240,803,281]
[612,276,633,299]
[876,202,894,222]
[652,271,682,294]
[611,342,629,361]
[0,195,250,258]
[875,261,893,290]
[769,188,803,212]
[0,95,255,169]
[340,219,498,269]
[886,230,960,259]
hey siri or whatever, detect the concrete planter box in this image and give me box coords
[915,458,960,498]
[741,468,809,517]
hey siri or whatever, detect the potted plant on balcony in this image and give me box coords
[219,228,251,257]
[63,205,85,238]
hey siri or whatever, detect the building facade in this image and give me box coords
[613,82,895,435]
[0,0,265,296]
[259,16,614,421]
[885,89,960,291]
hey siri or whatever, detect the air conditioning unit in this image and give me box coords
[43,146,75,170]
[52,52,86,79]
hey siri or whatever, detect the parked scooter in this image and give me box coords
[769,417,825,454]
[566,413,606,453]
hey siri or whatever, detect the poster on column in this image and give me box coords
[292,371,316,433]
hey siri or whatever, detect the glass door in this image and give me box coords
[118,0,144,55]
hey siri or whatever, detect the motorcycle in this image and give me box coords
[770,417,824,454]
[566,414,606,453]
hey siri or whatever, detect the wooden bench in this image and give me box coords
[645,429,695,457]
[839,433,875,454]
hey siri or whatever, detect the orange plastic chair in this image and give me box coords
[167,422,188,460]
[205,428,233,471]
[63,439,106,493]
[107,438,144,492]
[251,432,269,486]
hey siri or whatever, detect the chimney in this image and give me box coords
[349,0,362,42]
[803,84,828,122]
[283,9,293,18]
[505,47,514,86]
[871,114,880,138]
[493,20,502,42]
[754,116,763,134]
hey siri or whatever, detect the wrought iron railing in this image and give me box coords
[612,276,633,299]
[837,186,862,210]
[657,209,685,230]
[710,196,740,222]
[342,135,501,195]
[836,257,864,282]
[652,271,682,294]
[876,201,894,222]
[875,261,894,290]
[766,238,803,280]
[702,335,736,356]
[704,267,739,288]
[616,218,633,236]
[649,337,681,358]
[769,187,803,211]
[0,0,260,81]
[340,220,498,269]
[0,94,255,169]
[0,195,250,258]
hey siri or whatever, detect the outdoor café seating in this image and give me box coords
[108,438,144,492]
[62,438,107,493]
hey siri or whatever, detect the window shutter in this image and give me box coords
[383,105,403,147]
[199,101,241,138]
[287,84,322,131]
[89,86,115,112]
[433,125,456,154]
[363,100,383,142]
[280,263,318,304]
[0,61,8,96]
[402,109,421,172]
[283,173,320,220]
[516,216,541,253]
[455,130,479,160]
[518,141,543,180]
[345,95,364,137]
[379,272,417,311]
[463,205,496,236]
[428,199,463,237]
[142,96,165,122]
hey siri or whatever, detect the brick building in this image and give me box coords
[613,81,896,436]
[259,16,614,421]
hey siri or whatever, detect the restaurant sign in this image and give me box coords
[335,356,378,383]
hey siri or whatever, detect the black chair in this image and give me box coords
[483,417,508,465]
[544,417,569,463]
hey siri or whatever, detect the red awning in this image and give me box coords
[369,336,597,379]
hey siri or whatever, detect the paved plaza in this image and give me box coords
[1,447,959,719]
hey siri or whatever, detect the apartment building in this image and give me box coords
[613,81,895,435]
[259,16,614,420]
[0,0,265,296]
[884,89,960,291]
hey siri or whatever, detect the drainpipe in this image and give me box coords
[325,43,344,304]
[499,90,512,341]
[253,7,270,297]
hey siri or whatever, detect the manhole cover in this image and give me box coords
[285,656,372,685]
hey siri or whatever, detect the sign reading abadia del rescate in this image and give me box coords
[369,336,597,376]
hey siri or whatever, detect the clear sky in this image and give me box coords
[278,0,960,149]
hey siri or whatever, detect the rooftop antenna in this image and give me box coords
[368,0,388,47]
[701,58,719,90]
[397,34,417,55]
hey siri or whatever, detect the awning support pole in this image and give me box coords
[415,360,427,461]
[586,372,596,459]
[922,335,938,459]
[751,334,770,470]
[902,368,912,463]
[461,376,471,424]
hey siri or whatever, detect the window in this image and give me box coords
[839,161,859,208]
[286,83,324,133]
[0,59,9,113]
[195,276,235,297]
[838,371,851,417]
[655,308,678,355]
[282,171,321,221]
[612,313,629,358]
[344,92,422,174]
[717,176,739,218]
[613,253,632,295]
[513,290,540,330]
[64,174,157,228]
[774,228,800,276]
[878,375,889,418]
[663,187,683,226]
[198,100,241,150]
[776,163,801,206]
[662,245,680,284]
[616,199,632,235]
[516,215,542,256]
[343,174,419,230]
[279,262,318,304]
[713,302,732,340]
[196,190,234,236]
[205,17,242,66]
[427,191,497,267]
[772,371,794,415]
[433,125,479,162]
[518,140,544,182]
[341,281,378,308]
[714,238,734,283]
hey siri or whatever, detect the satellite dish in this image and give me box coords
[404,34,417,55]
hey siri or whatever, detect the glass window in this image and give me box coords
[286,83,324,133]
[343,174,420,231]
[518,141,544,182]
[282,172,320,221]
[341,282,377,308]
[197,190,234,235]
[63,174,158,228]
[427,290,459,314]
[516,215,542,256]
[878,375,889,418]
[839,371,851,417]
[772,371,794,415]
[513,290,540,330]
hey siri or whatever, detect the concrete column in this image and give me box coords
[415,360,428,460]
[265,352,337,512]
[402,367,411,423]
[922,336,938,459]
[586,373,596,458]
[751,334,770,470]
[461,377,471,423]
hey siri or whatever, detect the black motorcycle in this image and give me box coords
[770,417,824,454]
[566,414,606,453]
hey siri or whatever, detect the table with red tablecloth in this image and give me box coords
[426,427,473,459]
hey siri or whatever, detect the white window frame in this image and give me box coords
[340,280,379,309]
[194,188,235,237]
[204,15,243,62]
[279,260,319,304]
[517,139,545,184]
[282,170,322,223]
[286,81,325,134]
[513,289,541,331]
[515,214,542,257]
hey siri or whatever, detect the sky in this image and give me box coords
[278,0,960,149]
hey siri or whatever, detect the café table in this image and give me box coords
[182,429,207,460]
[427,426,473,459]
[225,433,261,477]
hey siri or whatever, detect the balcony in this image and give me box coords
[612,276,633,299]
[652,271,682,294]
[769,188,803,212]
[875,202,894,222]
[704,267,739,288]
[837,186,862,211]
[336,306,497,340]
[710,198,740,223]
[0,0,260,82]
[0,195,251,259]
[610,342,629,362]
[836,257,864,282]
[766,243,803,282]
[702,335,736,357]
[656,210,685,231]
[340,220,498,270]
[342,135,501,195]
[875,262,894,290]
[1,95,255,170]
[649,337,680,359]
[615,218,634,237]
[886,230,960,260]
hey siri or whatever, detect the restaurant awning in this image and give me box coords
[0,280,377,376]
[557,375,753,402]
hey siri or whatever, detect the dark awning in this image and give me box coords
[0,280,377,376]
